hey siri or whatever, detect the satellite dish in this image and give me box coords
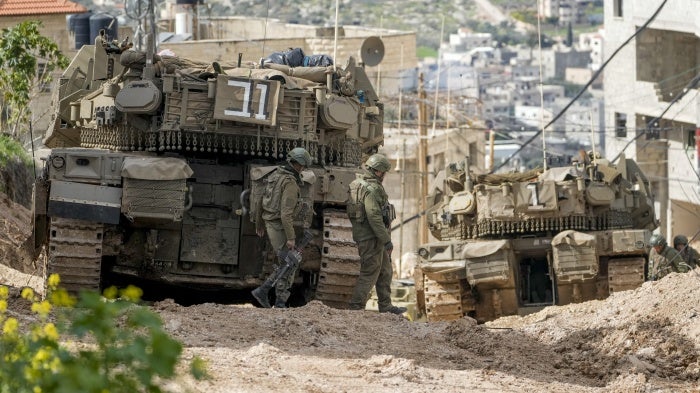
[360,36,385,67]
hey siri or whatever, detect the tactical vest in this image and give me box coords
[347,175,370,223]
[260,167,311,227]
[347,174,395,227]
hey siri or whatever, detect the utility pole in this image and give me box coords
[418,73,428,245]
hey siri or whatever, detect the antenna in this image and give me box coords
[360,36,385,66]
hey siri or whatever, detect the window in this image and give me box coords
[615,112,627,137]
[613,0,623,17]
[37,63,51,93]
[687,128,696,148]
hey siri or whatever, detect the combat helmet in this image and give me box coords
[649,233,666,247]
[287,147,312,167]
[673,234,689,247]
[365,153,391,173]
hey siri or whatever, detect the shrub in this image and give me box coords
[0,275,207,393]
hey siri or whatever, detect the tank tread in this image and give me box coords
[316,209,360,309]
[47,217,104,294]
[608,257,646,293]
[423,274,465,321]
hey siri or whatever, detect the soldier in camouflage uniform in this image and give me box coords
[347,154,406,315]
[647,234,690,280]
[251,147,312,308]
[673,234,699,269]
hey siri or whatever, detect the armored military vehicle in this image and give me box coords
[33,30,386,306]
[416,154,657,322]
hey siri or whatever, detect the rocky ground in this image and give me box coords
[1,191,699,392]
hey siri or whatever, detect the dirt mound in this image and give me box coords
[1,187,699,391]
[0,192,39,275]
[148,271,700,392]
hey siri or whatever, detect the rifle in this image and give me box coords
[269,229,314,286]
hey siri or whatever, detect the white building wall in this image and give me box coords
[604,0,700,240]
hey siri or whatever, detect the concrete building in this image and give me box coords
[604,0,700,243]
[0,0,87,139]
[158,17,417,97]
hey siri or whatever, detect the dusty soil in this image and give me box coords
[1,192,699,392]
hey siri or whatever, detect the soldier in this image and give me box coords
[251,147,312,308]
[347,153,406,315]
[673,234,699,269]
[647,234,690,281]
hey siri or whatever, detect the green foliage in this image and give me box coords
[0,133,31,167]
[0,276,207,393]
[0,21,69,135]
[417,46,438,59]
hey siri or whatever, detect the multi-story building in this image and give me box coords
[604,0,700,242]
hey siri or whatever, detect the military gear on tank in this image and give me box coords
[365,153,391,172]
[649,233,666,247]
[287,147,312,167]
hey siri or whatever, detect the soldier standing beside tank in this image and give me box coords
[673,234,699,269]
[647,234,690,281]
[251,147,312,308]
[346,153,406,315]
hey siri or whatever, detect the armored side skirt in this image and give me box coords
[48,180,122,224]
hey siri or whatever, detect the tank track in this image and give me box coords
[47,217,104,294]
[315,209,360,309]
[423,273,475,322]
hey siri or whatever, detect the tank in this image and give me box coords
[415,154,658,322]
[34,32,384,308]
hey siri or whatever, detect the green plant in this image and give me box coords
[0,134,32,167]
[0,21,69,136]
[0,275,207,393]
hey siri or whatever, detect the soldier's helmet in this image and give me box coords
[287,147,312,167]
[673,235,689,247]
[365,153,391,173]
[649,233,666,247]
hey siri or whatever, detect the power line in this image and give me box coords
[491,0,670,173]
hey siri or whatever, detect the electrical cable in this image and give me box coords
[491,0,670,173]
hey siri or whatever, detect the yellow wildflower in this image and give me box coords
[34,386,42,393]
[120,285,143,302]
[21,287,35,300]
[3,317,18,335]
[103,286,119,300]
[0,299,6,313]
[0,285,8,299]
[31,300,52,317]
[47,274,61,289]
[43,323,58,340]
[49,289,76,307]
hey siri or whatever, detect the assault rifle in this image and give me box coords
[270,229,314,286]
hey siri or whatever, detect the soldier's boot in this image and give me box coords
[274,299,287,309]
[251,283,273,308]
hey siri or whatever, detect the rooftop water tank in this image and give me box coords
[73,12,92,49]
[89,13,118,44]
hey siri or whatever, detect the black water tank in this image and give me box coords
[176,0,200,4]
[73,12,91,49]
[90,13,118,44]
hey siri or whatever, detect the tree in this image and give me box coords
[0,21,69,137]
